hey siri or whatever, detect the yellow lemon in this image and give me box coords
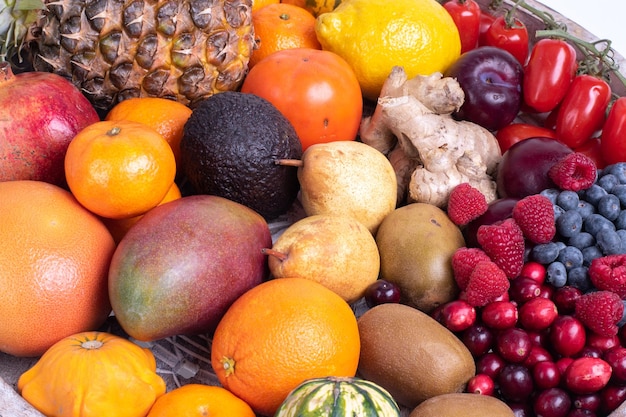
[315,0,461,101]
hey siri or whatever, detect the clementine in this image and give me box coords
[249,3,321,68]
[253,0,279,11]
[146,384,256,417]
[0,180,115,357]
[65,120,177,220]
[105,97,192,167]
[210,277,360,416]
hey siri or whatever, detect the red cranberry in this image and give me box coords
[509,276,542,304]
[550,315,587,358]
[564,357,612,395]
[577,346,604,359]
[498,363,534,402]
[618,324,626,348]
[603,346,626,384]
[519,297,558,331]
[437,299,476,332]
[533,387,572,417]
[586,333,620,353]
[572,393,601,412]
[461,323,494,357]
[524,344,554,369]
[533,360,561,390]
[476,352,506,380]
[481,300,518,329]
[520,261,546,284]
[466,373,495,396]
[552,286,582,314]
[557,357,575,376]
[527,329,549,347]
[508,402,533,417]
[364,279,401,308]
[496,327,532,363]
[566,410,596,417]
[539,284,555,299]
[600,384,626,414]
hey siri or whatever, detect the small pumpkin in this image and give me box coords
[17,331,166,417]
[274,376,401,417]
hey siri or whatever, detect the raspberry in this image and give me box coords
[463,261,510,307]
[575,290,624,337]
[588,254,626,298]
[451,247,491,290]
[548,152,598,192]
[512,194,556,244]
[447,183,488,226]
[476,218,525,279]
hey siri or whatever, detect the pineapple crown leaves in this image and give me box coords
[0,0,45,62]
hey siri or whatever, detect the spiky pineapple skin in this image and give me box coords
[25,0,254,110]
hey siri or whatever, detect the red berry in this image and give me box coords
[477,218,526,279]
[520,261,547,284]
[575,290,624,337]
[476,352,506,380]
[553,286,583,314]
[564,357,612,395]
[533,361,561,390]
[509,276,542,304]
[447,182,488,226]
[437,300,476,332]
[512,194,556,244]
[524,344,553,369]
[463,261,510,307]
[481,300,519,329]
[533,387,572,417]
[496,327,532,363]
[519,297,558,331]
[548,152,597,192]
[550,315,587,358]
[498,363,534,402]
[364,279,401,308]
[451,247,491,290]
[572,393,601,412]
[587,333,620,353]
[603,346,626,384]
[467,373,495,396]
[600,384,626,414]
[461,323,494,357]
[588,254,626,298]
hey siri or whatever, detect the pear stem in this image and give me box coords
[261,247,288,261]
[275,158,303,167]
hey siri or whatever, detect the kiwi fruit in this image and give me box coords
[409,393,515,417]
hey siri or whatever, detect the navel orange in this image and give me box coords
[210,277,360,416]
[0,180,116,357]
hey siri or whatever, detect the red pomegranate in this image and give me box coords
[0,62,100,186]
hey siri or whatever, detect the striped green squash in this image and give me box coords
[274,376,401,417]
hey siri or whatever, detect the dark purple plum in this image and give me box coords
[463,197,519,247]
[444,46,523,131]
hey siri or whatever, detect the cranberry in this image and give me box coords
[364,279,401,308]
[509,276,542,304]
[527,329,549,347]
[552,286,582,314]
[476,352,506,380]
[437,300,476,332]
[618,325,626,349]
[498,363,534,402]
[533,387,572,417]
[566,410,596,417]
[461,323,494,357]
[550,315,587,358]
[508,402,533,417]
[586,333,620,353]
[496,327,532,363]
[524,344,554,369]
[481,300,518,329]
[564,357,612,395]
[572,393,601,412]
[579,346,604,359]
[520,261,546,284]
[519,297,558,331]
[603,346,626,384]
[557,357,575,376]
[539,284,555,299]
[533,360,561,390]
[600,384,626,414]
[466,373,495,396]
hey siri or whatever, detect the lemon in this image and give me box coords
[315,0,461,101]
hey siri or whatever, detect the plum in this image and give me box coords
[464,197,520,247]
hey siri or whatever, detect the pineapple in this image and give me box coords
[0,0,255,110]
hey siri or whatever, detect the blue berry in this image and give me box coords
[597,194,621,221]
[606,162,626,183]
[611,184,626,206]
[556,209,583,238]
[557,246,584,270]
[568,232,596,250]
[556,190,580,211]
[616,211,626,230]
[583,184,609,206]
[553,205,565,220]
[618,229,626,250]
[582,245,604,266]
[583,213,616,236]
[597,228,624,255]
[566,266,592,291]
[546,261,567,287]
[598,173,619,192]
[531,242,561,264]
[540,188,560,205]
[574,200,596,220]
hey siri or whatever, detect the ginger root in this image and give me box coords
[360,66,502,208]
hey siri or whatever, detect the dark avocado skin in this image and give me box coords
[180,91,302,220]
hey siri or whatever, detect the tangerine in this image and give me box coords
[249,3,321,68]
[105,97,192,167]
[211,277,360,416]
[253,0,279,11]
[146,384,256,417]
[0,180,115,357]
[65,120,177,220]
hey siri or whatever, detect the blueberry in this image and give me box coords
[606,162,626,183]
[618,229,626,250]
[616,211,626,230]
[556,190,581,211]
[557,245,584,270]
[568,232,596,250]
[597,228,624,255]
[556,210,583,238]
[567,266,592,291]
[546,261,568,287]
[597,194,622,221]
[574,200,596,220]
[583,184,609,206]
[612,184,626,206]
[584,213,616,236]
[531,242,561,264]
[553,205,565,220]
[598,173,619,192]
[540,188,560,205]
[582,245,604,266]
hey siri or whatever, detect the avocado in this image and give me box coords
[409,393,515,417]
[180,91,302,220]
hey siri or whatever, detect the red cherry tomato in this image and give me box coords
[483,16,529,65]
[478,11,497,46]
[523,39,578,113]
[496,122,557,153]
[600,97,626,165]
[443,0,481,53]
[575,137,606,169]
[555,74,611,149]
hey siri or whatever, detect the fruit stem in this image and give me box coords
[261,247,288,261]
[274,158,303,167]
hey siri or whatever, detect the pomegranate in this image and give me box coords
[0,63,100,186]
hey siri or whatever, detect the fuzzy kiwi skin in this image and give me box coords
[409,393,515,417]
[357,303,476,409]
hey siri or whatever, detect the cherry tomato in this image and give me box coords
[478,11,497,46]
[523,39,578,113]
[240,49,363,151]
[443,0,481,53]
[496,123,557,153]
[575,137,606,169]
[600,97,626,165]
[483,16,529,65]
[555,74,611,149]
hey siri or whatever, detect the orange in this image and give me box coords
[101,182,182,244]
[281,0,341,16]
[249,3,322,68]
[0,180,115,357]
[211,277,360,416]
[146,384,256,417]
[105,97,192,167]
[253,0,279,11]
[65,120,177,220]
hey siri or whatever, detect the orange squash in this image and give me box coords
[17,331,166,417]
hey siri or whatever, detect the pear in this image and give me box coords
[263,214,380,303]
[280,141,397,234]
